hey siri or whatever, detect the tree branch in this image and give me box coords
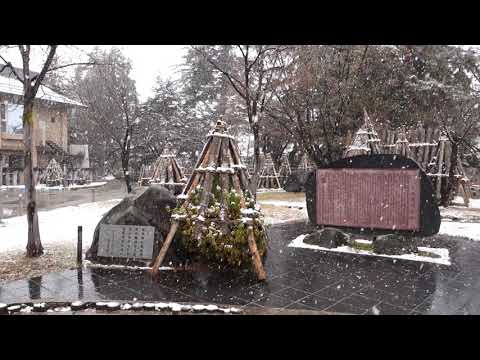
[191,46,247,99]
[31,61,102,82]
[31,45,57,96]
[0,54,24,83]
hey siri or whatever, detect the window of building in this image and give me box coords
[1,154,7,167]
[0,103,6,133]
[4,103,24,135]
[51,116,56,123]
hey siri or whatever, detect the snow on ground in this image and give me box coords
[257,188,286,193]
[453,196,480,209]
[438,197,480,240]
[0,199,122,253]
[289,234,451,266]
[68,182,107,190]
[1,185,23,191]
[264,215,308,225]
[441,197,480,221]
[439,221,480,241]
[257,200,305,209]
[1,182,107,192]
[84,261,173,271]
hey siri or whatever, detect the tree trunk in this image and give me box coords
[288,144,300,169]
[122,153,132,193]
[251,123,260,199]
[23,98,43,257]
[441,141,458,207]
[99,141,106,179]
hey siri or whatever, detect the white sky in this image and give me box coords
[0,45,188,101]
[2,45,479,102]
[83,45,187,101]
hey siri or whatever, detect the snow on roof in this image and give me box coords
[0,75,85,107]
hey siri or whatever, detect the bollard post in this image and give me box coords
[77,226,83,265]
[91,188,95,202]
[77,266,84,299]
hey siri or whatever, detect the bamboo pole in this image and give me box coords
[229,139,251,192]
[435,137,446,200]
[457,157,471,206]
[272,162,281,188]
[388,130,395,154]
[150,221,179,276]
[257,159,267,188]
[232,173,246,208]
[180,137,213,196]
[459,182,469,207]
[423,127,433,169]
[416,128,425,164]
[192,135,222,240]
[247,225,266,281]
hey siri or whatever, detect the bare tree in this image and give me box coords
[267,46,373,165]
[70,48,139,193]
[0,46,57,256]
[0,45,99,257]
[192,45,286,196]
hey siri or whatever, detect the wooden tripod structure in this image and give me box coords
[138,151,186,192]
[426,134,472,206]
[344,109,381,157]
[150,120,267,280]
[149,151,186,192]
[257,153,282,189]
[278,154,292,178]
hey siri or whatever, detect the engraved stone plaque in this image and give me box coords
[316,168,421,231]
[97,224,155,259]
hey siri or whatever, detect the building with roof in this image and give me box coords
[0,66,90,186]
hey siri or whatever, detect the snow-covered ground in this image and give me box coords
[257,188,286,193]
[0,196,306,254]
[439,221,480,241]
[289,234,451,266]
[257,200,305,209]
[0,198,121,253]
[0,182,107,192]
[259,201,308,225]
[452,196,480,208]
[439,196,480,240]
[68,182,107,190]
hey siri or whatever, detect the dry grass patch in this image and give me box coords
[0,244,77,284]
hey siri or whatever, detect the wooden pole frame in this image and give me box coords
[150,121,267,280]
[257,153,282,190]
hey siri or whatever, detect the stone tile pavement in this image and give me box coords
[2,221,480,315]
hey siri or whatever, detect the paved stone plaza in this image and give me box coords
[1,221,480,315]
